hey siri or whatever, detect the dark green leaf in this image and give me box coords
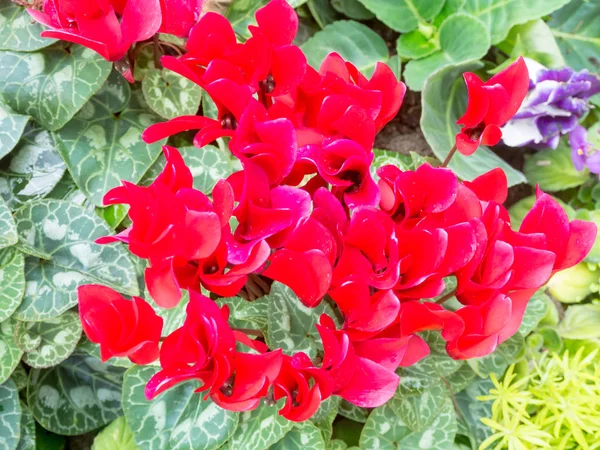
[467,334,524,378]
[331,0,374,20]
[0,1,55,52]
[0,379,20,450]
[142,69,202,120]
[269,422,325,450]
[307,0,341,28]
[226,0,267,39]
[0,102,28,160]
[16,401,35,450]
[227,401,293,450]
[0,320,23,384]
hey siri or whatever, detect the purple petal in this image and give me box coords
[585,152,600,174]
[569,126,588,171]
[537,67,573,83]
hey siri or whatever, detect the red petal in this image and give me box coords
[457,72,488,128]
[253,0,298,46]
[336,357,399,408]
[463,168,508,204]
[485,57,529,123]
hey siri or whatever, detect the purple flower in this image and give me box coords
[569,125,600,174]
[502,58,600,149]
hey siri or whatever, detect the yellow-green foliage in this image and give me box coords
[478,348,600,450]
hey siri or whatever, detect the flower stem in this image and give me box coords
[441,144,458,168]
[232,327,264,338]
[153,34,162,69]
[324,296,344,324]
[436,289,456,304]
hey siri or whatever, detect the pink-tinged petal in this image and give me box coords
[456,131,481,156]
[161,55,204,85]
[448,334,500,359]
[142,116,216,143]
[457,72,488,128]
[417,163,459,213]
[353,337,407,371]
[485,56,529,123]
[159,0,203,37]
[319,53,351,81]
[120,0,162,44]
[480,124,502,147]
[399,335,430,367]
[509,247,555,288]
[559,220,597,270]
[40,30,112,60]
[187,12,236,59]
[252,0,298,46]
[437,221,477,274]
[145,261,183,308]
[180,210,221,260]
[463,168,508,204]
[336,357,399,408]
[27,8,56,28]
[368,62,406,130]
[479,241,514,285]
[263,249,332,307]
[497,288,536,342]
[481,84,510,126]
[520,193,569,260]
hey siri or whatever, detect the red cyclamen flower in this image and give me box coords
[456,57,529,155]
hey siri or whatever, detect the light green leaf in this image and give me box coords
[0,379,20,450]
[0,197,16,249]
[0,124,67,210]
[420,59,526,186]
[338,400,369,424]
[0,1,55,52]
[557,303,600,340]
[523,144,590,192]
[228,401,293,450]
[0,102,28,160]
[331,0,374,20]
[307,0,341,29]
[359,401,456,450]
[142,69,202,120]
[123,366,238,450]
[270,422,325,450]
[0,320,23,384]
[0,249,25,324]
[455,378,493,445]
[91,416,138,450]
[13,200,138,321]
[216,296,269,336]
[389,379,449,433]
[14,311,82,368]
[518,290,549,336]
[265,283,337,359]
[549,0,600,72]
[576,209,600,264]
[432,0,465,27]
[355,0,445,33]
[301,21,390,77]
[141,145,238,195]
[371,149,413,178]
[226,0,267,39]
[501,20,565,68]
[404,13,491,91]
[461,0,571,45]
[54,71,166,207]
[15,401,35,450]
[0,44,111,130]
[467,333,524,378]
[396,30,438,60]
[27,353,125,436]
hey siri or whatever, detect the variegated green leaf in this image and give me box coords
[27,353,125,436]
[0,1,55,52]
[15,401,35,450]
[0,379,20,450]
[0,44,111,130]
[0,102,28,160]
[0,124,66,210]
[228,401,293,450]
[13,200,138,321]
[270,422,325,450]
[518,290,549,337]
[455,378,493,445]
[338,400,369,424]
[14,311,82,368]
[142,68,202,120]
[265,283,338,359]
[123,365,239,450]
[216,296,268,336]
[9,364,27,392]
[141,145,238,195]
[389,378,449,433]
[467,333,524,378]
[0,248,25,323]
[310,396,340,442]
[443,363,476,395]
[359,401,456,450]
[0,320,23,384]
[54,71,166,206]
[226,0,267,40]
[0,198,16,249]
[91,416,137,450]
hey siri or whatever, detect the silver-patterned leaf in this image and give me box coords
[0,102,28,160]
[15,401,35,450]
[359,401,456,450]
[216,296,268,336]
[0,254,27,327]
[0,379,20,450]
[455,378,493,445]
[389,379,449,433]
[0,44,111,131]
[123,365,239,450]
[15,311,82,368]
[141,145,239,195]
[310,396,340,442]
[265,283,338,359]
[0,320,23,384]
[518,290,549,337]
[142,68,202,120]
[54,71,166,206]
[228,401,293,450]
[13,200,138,321]
[0,1,55,52]
[77,336,133,370]
[27,353,125,436]
[0,124,66,210]
[442,363,476,395]
[269,422,325,450]
[0,199,16,249]
[338,400,369,424]
[466,333,524,378]
[8,364,27,392]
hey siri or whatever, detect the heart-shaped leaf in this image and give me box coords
[0,248,25,323]
[0,379,20,450]
[523,142,589,192]
[389,379,449,433]
[227,401,293,450]
[0,1,55,52]
[0,44,111,130]
[0,197,17,249]
[142,68,202,120]
[0,320,23,384]
[331,0,374,20]
[54,71,166,206]
[123,365,239,450]
[271,422,326,450]
[91,416,138,450]
[13,200,138,321]
[27,353,125,436]
[0,101,28,160]
[16,401,35,450]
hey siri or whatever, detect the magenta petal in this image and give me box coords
[336,357,399,408]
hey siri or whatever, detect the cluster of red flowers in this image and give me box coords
[70,0,596,422]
